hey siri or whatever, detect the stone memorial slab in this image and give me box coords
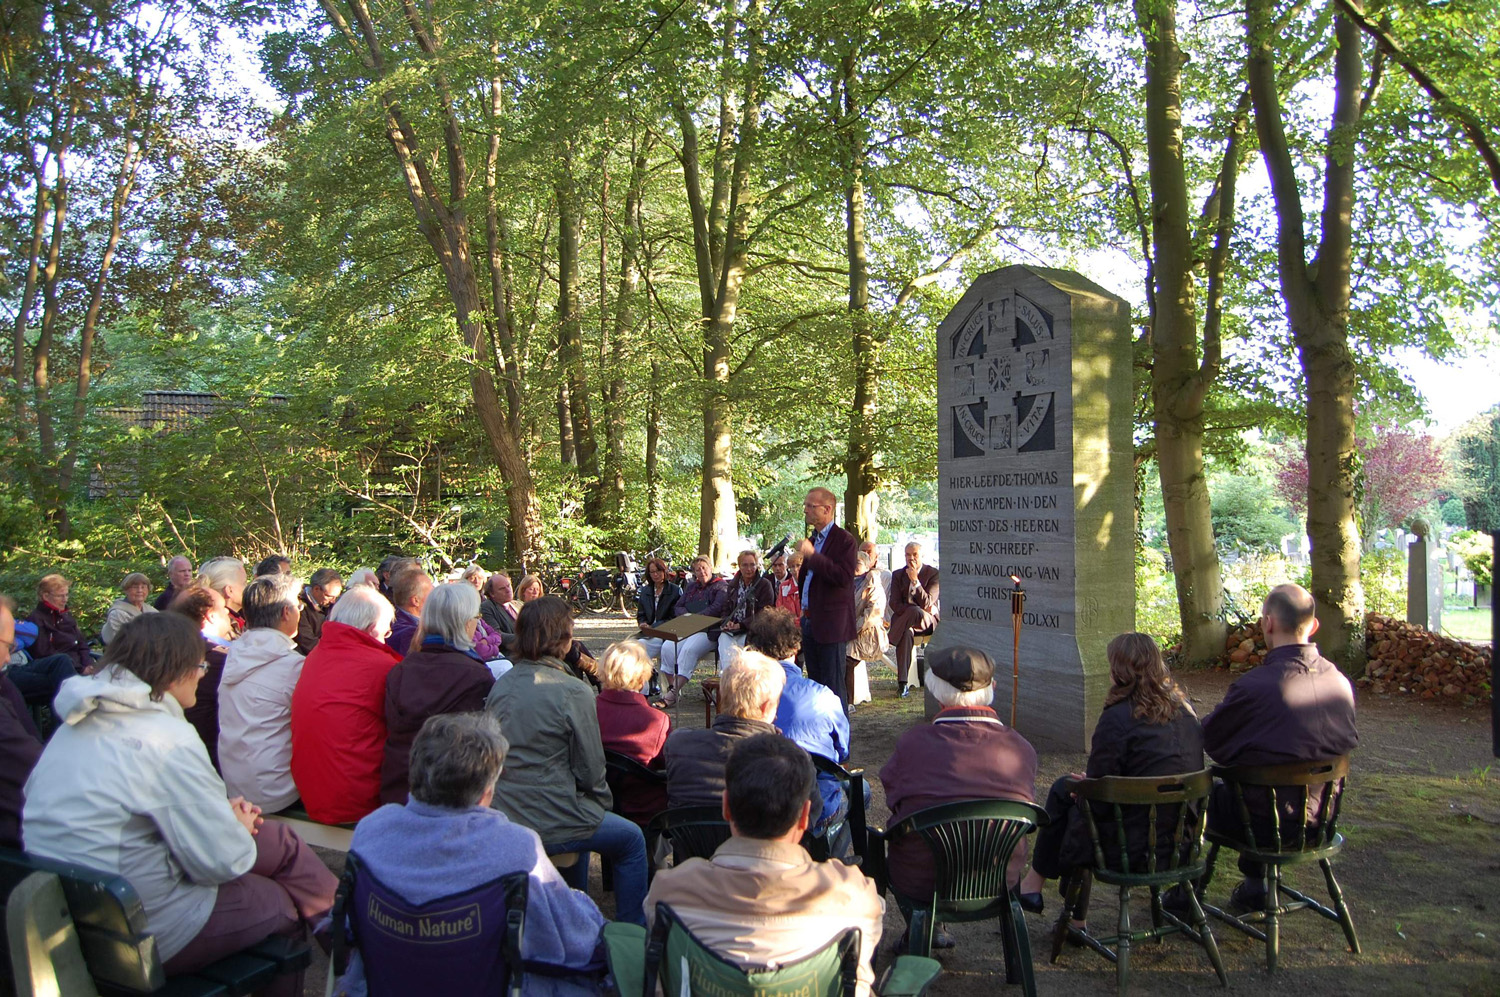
[1406,520,1443,633]
[926,265,1134,751]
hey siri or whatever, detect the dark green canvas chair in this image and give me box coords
[1199,755,1360,971]
[868,798,1045,995]
[602,902,941,997]
[1048,770,1226,994]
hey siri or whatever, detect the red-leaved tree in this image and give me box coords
[1275,426,1447,548]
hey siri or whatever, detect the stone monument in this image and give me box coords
[1406,519,1443,633]
[926,265,1134,751]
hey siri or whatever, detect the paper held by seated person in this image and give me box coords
[639,613,721,642]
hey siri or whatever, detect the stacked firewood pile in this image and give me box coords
[1210,613,1491,704]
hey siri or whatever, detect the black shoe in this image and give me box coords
[1019,892,1044,915]
[898,684,910,698]
[1226,880,1267,915]
[1161,885,1194,917]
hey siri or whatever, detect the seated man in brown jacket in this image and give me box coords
[662,651,784,808]
[645,733,884,995]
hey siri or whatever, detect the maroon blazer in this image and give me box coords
[797,523,858,644]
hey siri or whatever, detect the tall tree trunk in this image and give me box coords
[484,62,524,442]
[556,157,599,496]
[1138,0,1230,662]
[839,48,879,542]
[602,138,648,523]
[557,377,576,466]
[1247,0,1366,671]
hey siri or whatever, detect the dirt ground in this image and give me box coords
[305,615,1500,996]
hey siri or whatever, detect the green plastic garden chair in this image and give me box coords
[1048,770,1227,994]
[1199,755,1361,971]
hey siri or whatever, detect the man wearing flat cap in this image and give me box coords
[879,645,1037,948]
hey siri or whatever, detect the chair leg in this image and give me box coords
[1150,885,1165,941]
[1050,873,1079,963]
[1009,896,1038,997]
[1321,858,1361,954]
[1117,886,1132,996]
[999,898,1021,985]
[1265,866,1280,972]
[908,909,932,958]
[1186,883,1228,986]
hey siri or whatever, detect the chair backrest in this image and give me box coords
[0,847,162,992]
[5,870,100,997]
[1210,755,1351,853]
[647,806,732,863]
[1071,770,1212,876]
[884,799,1044,909]
[805,755,866,863]
[342,852,527,997]
[645,902,860,997]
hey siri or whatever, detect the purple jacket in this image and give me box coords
[386,608,419,658]
[673,577,730,620]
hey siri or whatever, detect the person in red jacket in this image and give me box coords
[595,640,671,826]
[290,587,401,824]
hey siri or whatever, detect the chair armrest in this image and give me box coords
[601,922,647,997]
[865,825,888,896]
[847,769,867,864]
[877,955,942,996]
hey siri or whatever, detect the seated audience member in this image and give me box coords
[879,645,1036,949]
[255,555,292,578]
[23,613,336,996]
[102,572,158,645]
[381,582,495,805]
[485,596,648,927]
[291,587,402,824]
[167,586,236,771]
[480,572,516,635]
[154,556,195,611]
[846,548,886,706]
[2,592,77,712]
[0,665,43,849]
[644,734,884,996]
[768,551,800,622]
[219,574,306,814]
[888,542,939,696]
[634,557,680,663]
[376,555,420,602]
[664,650,784,808]
[385,566,433,658]
[1201,583,1358,912]
[455,565,506,662]
[197,556,250,635]
[346,568,380,590]
[295,568,343,655]
[595,640,671,825]
[717,550,775,665]
[746,609,851,847]
[340,713,606,997]
[28,573,94,675]
[656,556,730,707]
[1022,633,1202,913]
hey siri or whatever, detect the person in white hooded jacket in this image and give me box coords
[22,612,336,996]
[219,573,305,812]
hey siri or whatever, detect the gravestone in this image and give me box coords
[1406,519,1443,632]
[926,266,1134,752]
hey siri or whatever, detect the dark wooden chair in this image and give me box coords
[1049,770,1226,994]
[0,846,309,996]
[1199,755,1361,970]
[868,799,1046,996]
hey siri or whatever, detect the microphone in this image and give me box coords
[765,534,791,560]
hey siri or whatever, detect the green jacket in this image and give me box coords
[484,656,610,844]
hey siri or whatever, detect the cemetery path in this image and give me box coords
[304,614,1499,996]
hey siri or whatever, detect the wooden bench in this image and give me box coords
[262,804,355,852]
[1,846,310,996]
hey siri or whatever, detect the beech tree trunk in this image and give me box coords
[601,139,648,524]
[839,49,879,542]
[1247,0,1367,671]
[556,166,598,492]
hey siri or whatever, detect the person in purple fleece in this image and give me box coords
[338,712,607,997]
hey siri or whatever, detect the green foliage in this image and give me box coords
[1361,548,1407,619]
[1210,470,1297,553]
[1449,407,1500,533]
[1440,496,1468,527]
[1452,531,1494,587]
[1135,546,1181,651]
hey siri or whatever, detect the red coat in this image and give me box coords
[290,621,403,824]
[596,689,671,824]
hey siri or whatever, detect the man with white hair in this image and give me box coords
[888,542,940,696]
[290,587,402,824]
[153,556,195,611]
[220,574,306,813]
[663,651,786,808]
[879,646,1037,949]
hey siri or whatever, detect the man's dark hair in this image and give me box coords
[724,734,816,839]
[391,566,431,609]
[309,567,342,589]
[254,555,292,578]
[1263,584,1316,635]
[168,586,219,626]
[746,607,800,661]
[516,595,573,661]
[243,574,298,630]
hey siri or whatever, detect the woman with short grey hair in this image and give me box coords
[340,713,607,995]
[380,583,496,805]
[102,571,158,645]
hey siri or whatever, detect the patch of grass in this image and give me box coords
[1441,607,1495,643]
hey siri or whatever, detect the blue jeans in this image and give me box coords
[548,812,648,926]
[6,654,78,708]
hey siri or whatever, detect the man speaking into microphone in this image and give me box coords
[796,487,859,707]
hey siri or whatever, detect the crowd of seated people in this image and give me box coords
[0,551,1359,994]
